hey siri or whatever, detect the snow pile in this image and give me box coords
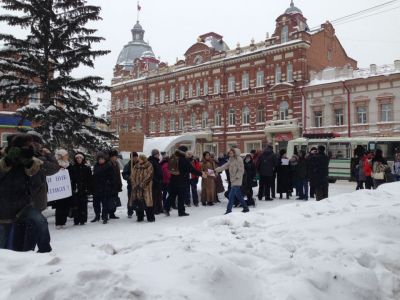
[1,183,400,300]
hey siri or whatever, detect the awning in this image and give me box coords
[0,113,32,129]
[142,134,196,156]
[186,99,205,106]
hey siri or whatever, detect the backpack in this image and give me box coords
[168,154,180,176]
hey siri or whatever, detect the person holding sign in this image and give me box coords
[201,151,217,206]
[277,149,291,200]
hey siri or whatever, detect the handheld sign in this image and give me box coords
[46,169,72,201]
[119,132,145,152]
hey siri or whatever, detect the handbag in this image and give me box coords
[372,172,385,180]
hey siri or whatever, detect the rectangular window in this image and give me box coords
[1,133,13,147]
[203,81,208,95]
[214,111,221,127]
[188,83,193,98]
[179,115,184,130]
[256,71,264,87]
[179,85,185,100]
[381,104,392,122]
[149,91,155,105]
[29,92,40,104]
[228,110,236,126]
[242,73,249,90]
[196,81,201,97]
[228,76,235,92]
[170,87,175,102]
[149,121,156,133]
[160,118,166,132]
[245,142,262,154]
[287,63,293,82]
[170,117,175,132]
[335,109,344,126]
[357,106,367,124]
[159,89,165,103]
[275,66,282,83]
[214,79,220,94]
[314,111,323,127]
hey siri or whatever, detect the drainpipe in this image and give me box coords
[342,81,351,137]
[300,86,306,136]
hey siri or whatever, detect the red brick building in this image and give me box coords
[110,1,357,155]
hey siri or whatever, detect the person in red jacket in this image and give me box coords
[363,152,373,189]
[160,156,172,211]
[188,152,201,207]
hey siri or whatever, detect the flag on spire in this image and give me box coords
[137,1,142,11]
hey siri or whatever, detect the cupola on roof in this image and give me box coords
[285,0,302,15]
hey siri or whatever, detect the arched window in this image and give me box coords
[191,112,197,127]
[202,111,208,128]
[281,25,289,43]
[214,110,221,127]
[256,106,265,123]
[228,108,236,126]
[242,106,250,124]
[279,101,289,120]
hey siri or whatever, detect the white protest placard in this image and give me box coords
[46,169,72,201]
[281,158,290,166]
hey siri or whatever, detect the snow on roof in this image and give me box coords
[141,134,196,156]
[308,63,400,87]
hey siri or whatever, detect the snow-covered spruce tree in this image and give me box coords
[0,0,114,152]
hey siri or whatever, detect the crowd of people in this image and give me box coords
[0,132,398,253]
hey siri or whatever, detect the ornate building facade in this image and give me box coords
[110,1,357,154]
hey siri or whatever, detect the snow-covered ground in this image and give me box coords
[1,181,400,300]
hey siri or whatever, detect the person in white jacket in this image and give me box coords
[215,148,249,214]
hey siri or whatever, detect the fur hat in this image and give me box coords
[109,149,119,158]
[318,145,326,153]
[27,131,44,144]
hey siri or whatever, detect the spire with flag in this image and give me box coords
[137,1,142,22]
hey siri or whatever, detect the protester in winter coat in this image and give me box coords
[243,154,257,207]
[165,146,204,217]
[216,148,250,214]
[148,149,163,215]
[160,156,171,211]
[53,149,72,229]
[69,152,92,225]
[256,146,277,201]
[307,147,318,198]
[201,151,217,206]
[130,154,155,222]
[188,154,201,206]
[393,153,400,182]
[296,150,309,200]
[0,134,44,250]
[308,145,330,201]
[122,152,139,218]
[108,149,123,219]
[277,149,291,199]
[92,152,114,224]
[289,154,299,197]
[372,149,388,189]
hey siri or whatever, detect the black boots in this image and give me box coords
[90,216,100,223]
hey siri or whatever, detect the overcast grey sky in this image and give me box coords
[2,0,400,113]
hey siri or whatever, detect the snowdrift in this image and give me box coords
[1,183,400,300]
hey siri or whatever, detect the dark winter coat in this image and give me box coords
[308,152,330,186]
[257,150,278,177]
[277,156,291,193]
[110,160,123,194]
[0,157,42,223]
[70,162,92,198]
[243,159,257,191]
[31,153,60,211]
[148,155,163,187]
[93,162,114,196]
[170,150,203,187]
[122,161,132,191]
[296,157,309,180]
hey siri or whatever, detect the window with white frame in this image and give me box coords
[335,108,344,126]
[149,121,156,133]
[214,78,220,94]
[191,112,197,127]
[116,99,121,110]
[29,91,40,104]
[188,83,193,98]
[381,103,393,122]
[281,25,289,43]
[196,81,201,97]
[203,81,208,95]
[287,63,293,82]
[202,111,208,128]
[170,117,176,132]
[170,87,175,102]
[256,106,265,123]
[279,101,289,120]
[357,106,367,124]
[245,141,262,153]
[1,133,13,147]
[135,120,142,131]
[124,97,129,109]
[228,108,236,126]
[179,114,184,130]
[160,117,166,132]
[179,85,185,100]
[314,111,323,127]
[275,65,282,83]
[214,110,221,127]
[256,71,264,87]
[149,91,155,105]
[242,73,249,90]
[228,76,235,92]
[159,89,165,103]
[242,106,250,124]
